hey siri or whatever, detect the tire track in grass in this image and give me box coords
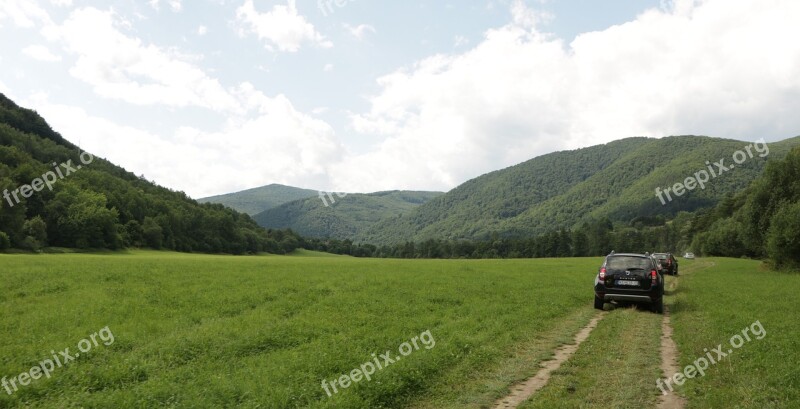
[656,262,713,409]
[517,306,663,408]
[491,312,605,409]
[658,305,687,409]
[407,307,597,409]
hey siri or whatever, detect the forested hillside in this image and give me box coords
[0,94,301,254]
[197,184,317,215]
[360,135,800,244]
[691,146,800,269]
[303,147,800,270]
[254,190,442,239]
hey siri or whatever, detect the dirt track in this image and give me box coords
[494,267,696,408]
[492,313,605,409]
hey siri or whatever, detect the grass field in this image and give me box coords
[0,253,797,408]
[670,259,800,408]
[0,252,600,408]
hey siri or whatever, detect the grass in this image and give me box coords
[408,308,596,409]
[516,257,799,408]
[1,253,797,408]
[518,306,663,409]
[0,253,601,408]
[669,258,800,408]
[287,249,351,257]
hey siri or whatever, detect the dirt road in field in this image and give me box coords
[493,262,711,409]
[657,275,687,409]
[657,262,715,408]
[657,305,687,409]
[492,313,605,409]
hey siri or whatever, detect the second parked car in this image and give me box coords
[652,253,678,275]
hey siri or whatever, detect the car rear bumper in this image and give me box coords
[594,283,662,304]
[603,294,656,303]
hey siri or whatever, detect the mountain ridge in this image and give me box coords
[197,183,318,215]
[360,135,800,244]
[253,190,443,240]
[243,135,800,244]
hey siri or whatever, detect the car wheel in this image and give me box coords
[651,298,664,314]
[594,296,605,310]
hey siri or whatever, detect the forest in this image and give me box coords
[303,146,800,270]
[0,94,302,255]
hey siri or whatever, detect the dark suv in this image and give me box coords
[652,253,678,276]
[594,253,664,313]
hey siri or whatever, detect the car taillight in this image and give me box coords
[651,269,657,285]
[599,267,606,280]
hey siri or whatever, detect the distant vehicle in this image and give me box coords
[652,253,679,275]
[684,252,695,259]
[594,253,664,313]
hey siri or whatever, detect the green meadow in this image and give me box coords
[669,259,800,408]
[0,252,599,408]
[0,253,797,408]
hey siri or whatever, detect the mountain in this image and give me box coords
[0,93,301,254]
[359,135,800,244]
[197,184,317,215]
[253,190,443,240]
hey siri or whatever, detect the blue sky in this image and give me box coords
[1,0,798,198]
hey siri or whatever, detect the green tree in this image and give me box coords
[122,220,144,247]
[48,188,120,249]
[142,217,163,249]
[766,202,800,270]
[693,220,746,257]
[22,216,47,249]
[0,231,10,250]
[571,229,589,257]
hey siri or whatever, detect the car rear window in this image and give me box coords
[606,256,652,270]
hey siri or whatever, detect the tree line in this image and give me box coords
[304,147,800,270]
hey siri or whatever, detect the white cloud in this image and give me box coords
[22,44,61,62]
[197,25,207,36]
[28,89,345,198]
[323,63,333,72]
[50,7,241,113]
[148,0,182,12]
[50,0,73,7]
[453,35,468,47]
[343,23,375,40]
[235,0,332,52]
[0,0,53,28]
[340,0,800,193]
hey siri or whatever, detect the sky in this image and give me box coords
[1,0,799,199]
